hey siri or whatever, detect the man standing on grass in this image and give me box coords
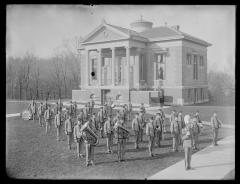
[138,111,146,142]
[65,115,74,150]
[154,112,163,147]
[146,117,155,157]
[97,107,105,138]
[182,114,194,170]
[83,119,95,166]
[104,115,114,153]
[38,102,44,127]
[114,117,128,162]
[132,113,140,149]
[74,119,84,158]
[170,115,180,152]
[44,105,51,134]
[192,117,201,150]
[54,110,62,141]
[211,112,223,146]
[177,111,185,145]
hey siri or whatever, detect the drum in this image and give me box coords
[81,123,99,146]
[115,124,130,139]
[22,110,32,120]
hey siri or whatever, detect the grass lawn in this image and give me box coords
[6,105,234,179]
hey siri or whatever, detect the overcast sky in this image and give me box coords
[6,5,235,74]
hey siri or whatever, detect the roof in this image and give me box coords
[139,26,211,46]
[80,21,211,47]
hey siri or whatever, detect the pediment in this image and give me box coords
[83,26,128,43]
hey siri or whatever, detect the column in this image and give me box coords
[125,46,130,87]
[111,47,115,86]
[98,48,102,86]
[85,49,89,86]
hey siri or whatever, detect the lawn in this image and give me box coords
[6,104,234,179]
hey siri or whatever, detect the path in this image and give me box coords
[148,135,235,180]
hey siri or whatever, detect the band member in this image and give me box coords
[139,103,146,115]
[177,111,185,145]
[83,119,95,166]
[74,119,84,158]
[38,102,44,127]
[69,101,74,117]
[83,103,90,120]
[44,105,51,134]
[132,113,140,149]
[128,102,133,121]
[114,117,128,162]
[90,113,98,134]
[77,109,86,124]
[211,112,222,146]
[170,115,180,152]
[182,115,194,170]
[97,107,105,138]
[192,117,200,150]
[170,109,177,123]
[104,115,114,153]
[122,104,128,123]
[89,99,95,115]
[54,110,62,141]
[195,110,202,124]
[44,98,48,111]
[65,115,74,150]
[138,111,146,142]
[159,108,166,136]
[28,99,37,121]
[58,98,63,113]
[103,103,108,118]
[73,101,78,118]
[146,117,155,157]
[154,113,163,147]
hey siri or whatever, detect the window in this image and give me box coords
[199,56,204,66]
[193,55,198,80]
[155,54,166,80]
[188,88,191,100]
[186,54,192,65]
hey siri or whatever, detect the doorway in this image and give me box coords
[101,89,110,105]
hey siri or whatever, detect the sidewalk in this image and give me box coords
[148,135,235,180]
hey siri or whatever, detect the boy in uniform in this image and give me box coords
[146,117,155,157]
[154,113,163,147]
[170,115,180,152]
[74,119,84,158]
[132,113,140,149]
[104,115,114,153]
[211,112,223,146]
[65,115,74,150]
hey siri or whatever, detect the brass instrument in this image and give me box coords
[115,124,130,139]
[81,123,99,146]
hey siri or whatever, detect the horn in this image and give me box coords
[81,123,99,146]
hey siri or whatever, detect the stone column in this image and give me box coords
[125,46,130,87]
[98,48,102,86]
[86,49,89,86]
[111,47,115,86]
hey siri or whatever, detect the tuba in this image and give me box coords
[81,123,99,146]
[115,124,130,139]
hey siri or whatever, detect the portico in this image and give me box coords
[83,44,146,90]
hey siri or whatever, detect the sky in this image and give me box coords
[6,5,235,74]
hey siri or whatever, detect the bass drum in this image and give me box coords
[81,123,99,146]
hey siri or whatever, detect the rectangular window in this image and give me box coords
[200,56,204,66]
[193,55,198,80]
[186,54,192,65]
[140,54,144,80]
[156,54,166,80]
[188,88,191,100]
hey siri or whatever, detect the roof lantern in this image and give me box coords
[130,15,153,32]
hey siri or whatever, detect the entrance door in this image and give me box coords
[194,88,197,103]
[101,89,110,105]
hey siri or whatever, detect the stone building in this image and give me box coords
[73,18,211,105]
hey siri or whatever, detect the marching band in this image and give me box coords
[25,98,222,170]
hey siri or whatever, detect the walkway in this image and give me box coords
[148,135,235,180]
